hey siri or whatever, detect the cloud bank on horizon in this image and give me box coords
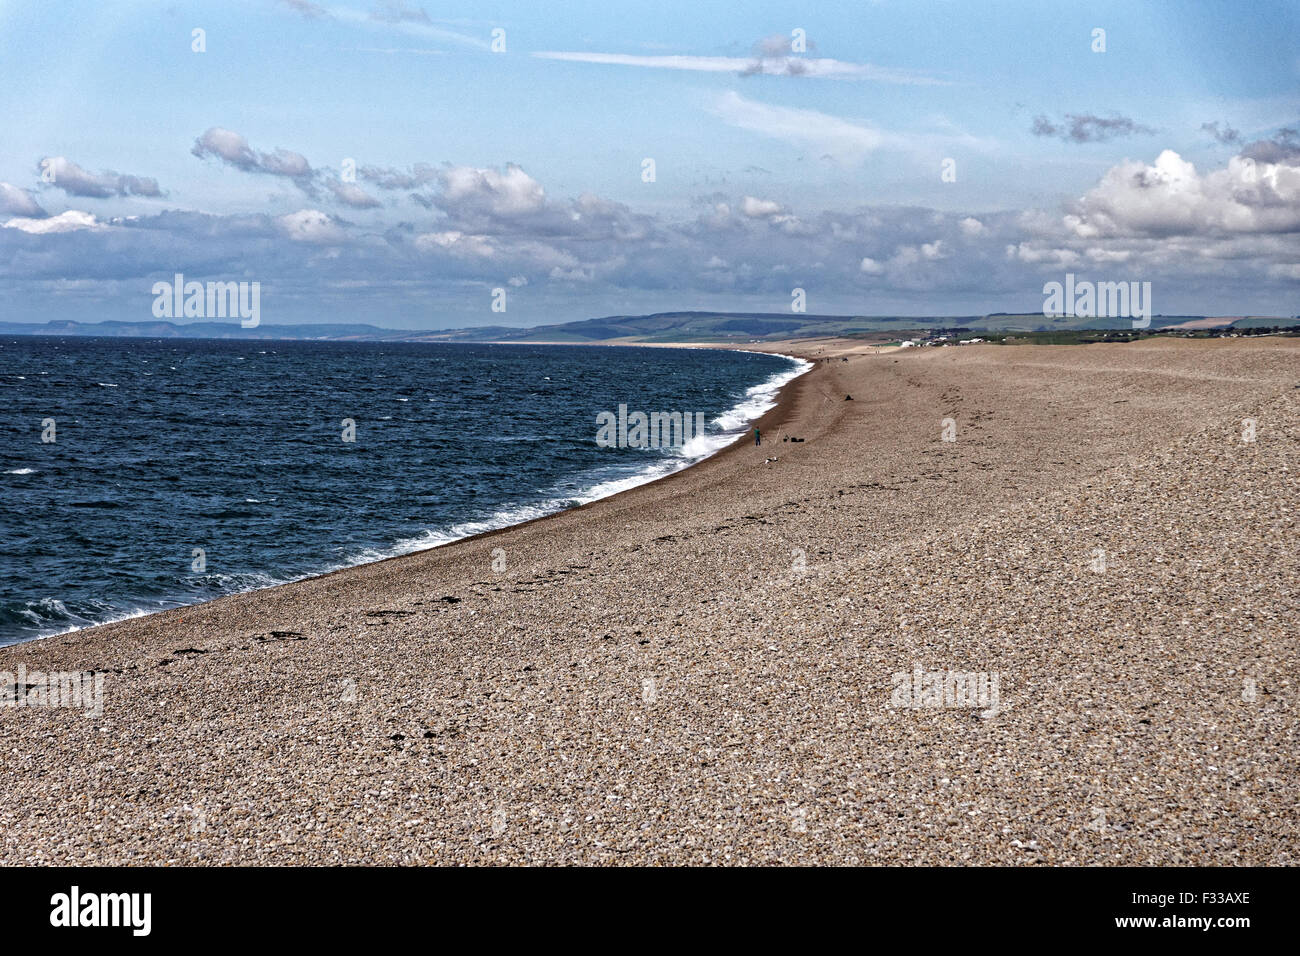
[1,0,1298,327]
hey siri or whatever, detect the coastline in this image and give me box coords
[3,336,1297,865]
[230,343,818,598]
[5,342,814,647]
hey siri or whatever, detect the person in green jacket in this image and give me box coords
[754,427,761,446]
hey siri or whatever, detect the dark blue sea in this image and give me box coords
[0,337,804,645]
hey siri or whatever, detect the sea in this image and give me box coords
[0,337,805,646]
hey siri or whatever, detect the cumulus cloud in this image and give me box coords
[5,150,1296,323]
[191,128,259,169]
[438,164,546,216]
[1031,113,1154,143]
[0,182,45,217]
[1005,241,1079,267]
[3,210,102,233]
[192,128,314,185]
[739,196,783,218]
[190,127,397,209]
[1062,148,1300,238]
[414,230,494,257]
[37,157,162,198]
[277,209,345,243]
[1004,143,1300,302]
[884,241,947,270]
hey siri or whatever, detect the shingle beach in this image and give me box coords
[2,338,1296,865]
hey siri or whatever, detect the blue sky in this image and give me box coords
[1,0,1298,327]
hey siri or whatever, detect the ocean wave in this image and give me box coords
[2,569,300,646]
[0,597,162,647]
[331,352,809,567]
[710,351,811,432]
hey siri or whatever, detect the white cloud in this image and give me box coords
[532,51,945,85]
[439,163,545,216]
[739,195,783,218]
[1005,242,1080,267]
[414,230,494,257]
[6,150,1295,320]
[192,128,313,183]
[37,157,161,198]
[191,128,259,169]
[1065,149,1300,238]
[3,210,101,233]
[277,209,344,243]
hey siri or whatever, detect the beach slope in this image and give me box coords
[2,337,1297,865]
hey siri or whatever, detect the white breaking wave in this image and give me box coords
[14,601,160,647]
[709,351,810,432]
[16,568,301,646]
[337,351,810,567]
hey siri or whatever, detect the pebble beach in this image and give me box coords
[2,337,1296,865]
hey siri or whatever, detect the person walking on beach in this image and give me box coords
[754,426,761,446]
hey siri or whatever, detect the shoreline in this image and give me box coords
[238,345,817,600]
[3,336,1296,865]
[7,342,817,648]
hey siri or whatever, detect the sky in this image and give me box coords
[1,0,1298,328]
